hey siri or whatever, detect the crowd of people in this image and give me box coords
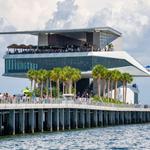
[7,43,113,55]
[0,92,92,104]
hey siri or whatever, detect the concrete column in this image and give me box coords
[19,110,25,134]
[65,109,70,130]
[136,112,140,123]
[56,109,59,131]
[98,110,103,126]
[124,111,128,124]
[128,111,131,124]
[9,110,15,135]
[29,109,34,133]
[115,111,119,125]
[148,112,150,122]
[139,111,143,123]
[146,112,149,122]
[142,112,146,123]
[108,111,112,125]
[132,111,136,124]
[86,109,91,128]
[80,109,85,128]
[112,111,116,125]
[104,111,108,126]
[38,109,44,132]
[47,109,52,131]
[60,109,64,130]
[0,113,2,135]
[109,111,115,125]
[120,111,124,124]
[93,110,98,127]
[75,109,78,129]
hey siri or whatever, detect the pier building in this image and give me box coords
[1,27,150,96]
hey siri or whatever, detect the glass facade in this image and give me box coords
[4,56,131,75]
[100,31,118,49]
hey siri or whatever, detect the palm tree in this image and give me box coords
[108,43,114,51]
[105,70,112,98]
[50,67,62,98]
[111,70,121,100]
[120,73,128,102]
[101,68,108,97]
[62,66,75,94]
[27,69,34,91]
[60,69,67,95]
[120,73,133,103]
[47,70,53,98]
[37,69,47,98]
[32,70,38,91]
[92,65,105,97]
[72,68,81,95]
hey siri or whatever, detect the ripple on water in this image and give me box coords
[0,124,150,149]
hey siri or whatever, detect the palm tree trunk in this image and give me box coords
[63,82,65,95]
[107,80,110,98]
[123,81,125,102]
[68,80,72,94]
[74,82,76,95]
[50,79,52,98]
[30,80,33,91]
[97,78,101,97]
[103,79,106,97]
[33,80,36,91]
[46,79,49,97]
[40,81,43,98]
[125,82,127,103]
[114,81,117,100]
[57,79,60,98]
[110,81,113,99]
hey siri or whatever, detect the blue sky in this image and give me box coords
[0,0,150,104]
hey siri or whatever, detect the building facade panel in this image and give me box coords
[4,56,131,75]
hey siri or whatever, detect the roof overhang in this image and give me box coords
[0,27,122,36]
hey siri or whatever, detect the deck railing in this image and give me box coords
[0,97,148,109]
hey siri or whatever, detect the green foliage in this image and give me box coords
[92,65,106,79]
[92,95,125,104]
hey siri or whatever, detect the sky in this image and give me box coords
[0,0,150,104]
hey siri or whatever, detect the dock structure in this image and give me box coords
[0,103,150,136]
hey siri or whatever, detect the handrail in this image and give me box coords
[0,98,149,108]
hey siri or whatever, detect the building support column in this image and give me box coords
[9,110,15,135]
[104,111,108,126]
[80,109,85,128]
[93,110,98,127]
[143,112,146,123]
[128,111,132,124]
[98,110,103,126]
[29,109,34,133]
[47,109,52,131]
[86,109,91,128]
[0,113,2,135]
[38,109,44,132]
[60,109,64,131]
[56,109,59,131]
[19,109,25,134]
[66,109,70,130]
[115,111,119,125]
[124,111,128,124]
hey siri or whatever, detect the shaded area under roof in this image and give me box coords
[0,27,122,36]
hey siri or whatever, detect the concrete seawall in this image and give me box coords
[0,103,150,136]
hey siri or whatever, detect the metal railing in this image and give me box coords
[0,97,148,109]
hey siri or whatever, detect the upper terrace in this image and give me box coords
[1,27,122,55]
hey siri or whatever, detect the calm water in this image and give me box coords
[0,124,150,150]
